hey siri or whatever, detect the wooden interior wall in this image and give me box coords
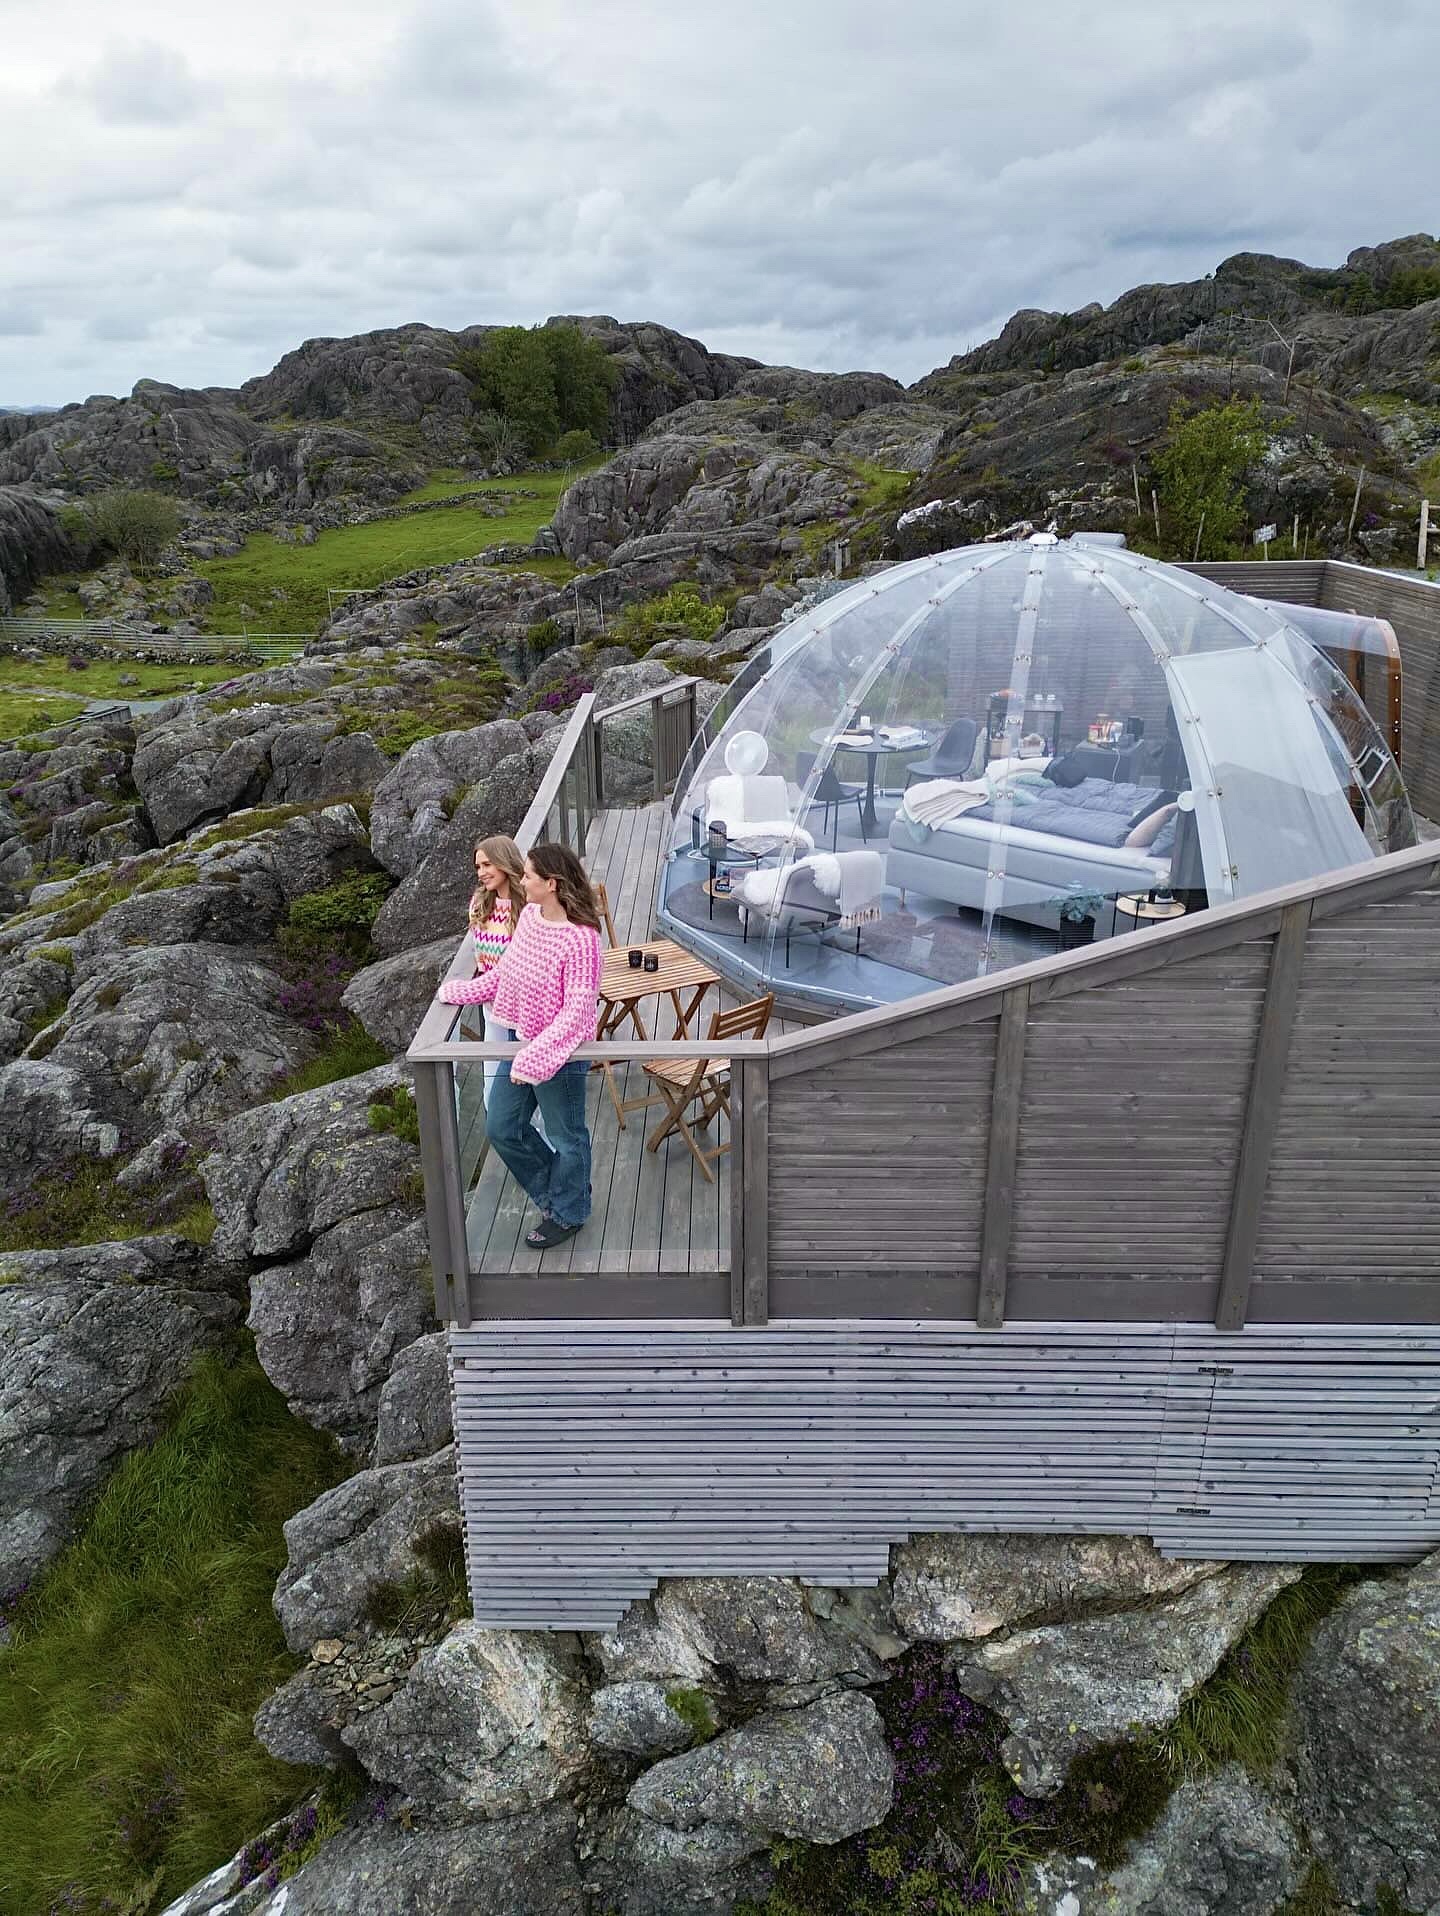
[1317,565,1440,819]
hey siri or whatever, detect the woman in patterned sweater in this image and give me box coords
[439,843,603,1249]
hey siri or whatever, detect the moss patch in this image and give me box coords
[367,1083,421,1148]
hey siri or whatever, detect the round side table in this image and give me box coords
[1114,892,1188,934]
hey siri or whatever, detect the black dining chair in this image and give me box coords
[795,751,867,847]
[904,717,981,787]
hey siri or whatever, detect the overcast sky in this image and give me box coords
[2,0,1437,406]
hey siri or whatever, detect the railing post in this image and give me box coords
[731,1054,770,1326]
[1216,900,1310,1332]
[977,985,1029,1329]
[411,1059,473,1330]
[652,693,666,801]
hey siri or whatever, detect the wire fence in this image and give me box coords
[0,616,307,661]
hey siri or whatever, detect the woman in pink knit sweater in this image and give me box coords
[438,842,602,1249]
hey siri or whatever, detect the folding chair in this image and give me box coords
[640,994,774,1182]
[593,879,619,947]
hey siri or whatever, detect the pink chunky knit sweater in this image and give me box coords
[438,903,601,1082]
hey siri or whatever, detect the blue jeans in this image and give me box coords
[486,1040,592,1229]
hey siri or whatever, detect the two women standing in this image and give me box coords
[438,839,602,1250]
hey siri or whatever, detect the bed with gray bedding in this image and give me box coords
[886,776,1176,930]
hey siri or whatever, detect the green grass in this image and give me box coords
[268,1018,389,1100]
[194,463,599,634]
[0,655,244,703]
[0,687,87,738]
[0,1156,217,1254]
[0,1344,349,1914]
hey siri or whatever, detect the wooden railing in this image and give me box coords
[408,674,706,1322]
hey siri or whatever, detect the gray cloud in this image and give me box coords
[1,0,1437,404]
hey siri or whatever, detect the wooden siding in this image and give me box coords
[1253,881,1440,1290]
[449,1319,1440,1631]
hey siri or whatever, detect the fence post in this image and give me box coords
[652,692,666,801]
[731,1055,770,1326]
[1215,901,1310,1332]
[977,984,1029,1329]
[411,1059,473,1330]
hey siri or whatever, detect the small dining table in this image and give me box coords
[596,938,721,1125]
[811,726,935,835]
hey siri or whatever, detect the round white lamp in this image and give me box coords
[724,730,768,777]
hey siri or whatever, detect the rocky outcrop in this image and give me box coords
[948,1564,1301,1795]
[247,1208,431,1452]
[595,1575,891,1688]
[0,382,262,501]
[369,738,562,955]
[628,1689,893,1844]
[373,1332,453,1464]
[42,943,316,1128]
[273,1446,460,1652]
[252,1805,586,1916]
[0,484,72,613]
[344,1622,591,1816]
[1289,1553,1440,1910]
[891,1533,1223,1641]
[0,1057,123,1201]
[1026,1765,1304,1916]
[368,719,530,878]
[551,435,858,565]
[341,937,455,1054]
[0,951,71,1062]
[201,1063,419,1265]
[588,1680,708,1757]
[0,1275,239,1582]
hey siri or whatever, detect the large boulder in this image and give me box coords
[369,741,560,956]
[596,1576,889,1687]
[368,720,530,879]
[0,952,72,1062]
[582,1808,770,1916]
[1025,1765,1304,1916]
[373,1332,454,1465]
[242,1802,585,1916]
[201,1064,419,1265]
[0,1277,240,1582]
[0,1057,122,1203]
[891,1533,1224,1642]
[341,938,455,1055]
[132,711,283,844]
[247,1208,432,1452]
[628,1689,893,1844]
[43,944,316,1127]
[587,1681,709,1757]
[343,1621,590,1816]
[273,1446,460,1652]
[0,484,73,612]
[948,1565,1301,1795]
[1289,1553,1440,1910]
[263,721,390,806]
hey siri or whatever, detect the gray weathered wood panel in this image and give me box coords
[1253,883,1440,1284]
[448,1318,1440,1630]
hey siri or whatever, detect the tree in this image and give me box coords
[80,489,182,574]
[452,323,615,458]
[1153,398,1268,560]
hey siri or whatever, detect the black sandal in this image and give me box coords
[525,1216,581,1250]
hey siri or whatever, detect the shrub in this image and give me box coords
[453,323,615,456]
[1153,397,1268,560]
[367,1084,421,1148]
[364,1519,469,1631]
[554,428,600,462]
[0,1345,347,1910]
[77,489,183,575]
[615,583,727,657]
[276,871,393,966]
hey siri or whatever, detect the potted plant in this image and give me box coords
[1052,885,1106,950]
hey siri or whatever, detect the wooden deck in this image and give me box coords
[460,800,803,1289]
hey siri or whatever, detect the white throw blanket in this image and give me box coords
[739,851,883,930]
[903,777,993,828]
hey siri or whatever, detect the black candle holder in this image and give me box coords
[642,953,660,974]
[628,948,644,968]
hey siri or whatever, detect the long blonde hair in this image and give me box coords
[469,834,526,928]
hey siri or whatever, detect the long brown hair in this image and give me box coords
[469,834,526,927]
[527,842,602,932]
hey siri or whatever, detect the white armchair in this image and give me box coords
[704,772,815,857]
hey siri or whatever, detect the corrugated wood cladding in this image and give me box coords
[449,1320,1440,1631]
[1254,884,1440,1285]
[766,1020,995,1276]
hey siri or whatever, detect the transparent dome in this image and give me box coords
[657,535,1415,1014]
